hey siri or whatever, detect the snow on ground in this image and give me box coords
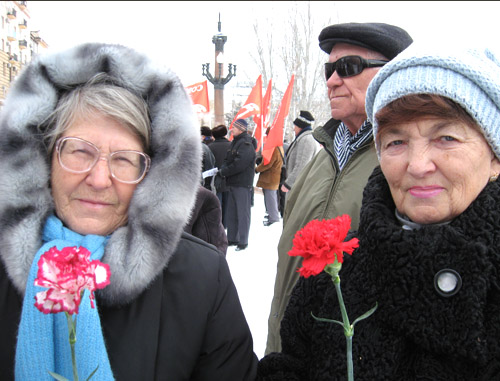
[225,189,282,359]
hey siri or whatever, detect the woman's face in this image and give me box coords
[379,117,500,224]
[51,113,144,236]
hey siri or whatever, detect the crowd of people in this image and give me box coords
[2,18,500,381]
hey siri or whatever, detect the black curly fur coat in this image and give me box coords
[258,166,500,380]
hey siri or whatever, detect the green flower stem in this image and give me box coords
[333,276,354,381]
[346,335,353,381]
[65,312,79,381]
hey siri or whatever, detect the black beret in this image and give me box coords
[318,22,413,60]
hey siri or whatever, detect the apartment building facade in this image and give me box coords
[0,1,48,105]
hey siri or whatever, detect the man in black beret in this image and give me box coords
[265,22,413,354]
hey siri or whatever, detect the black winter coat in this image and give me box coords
[201,143,216,191]
[220,133,256,188]
[209,137,231,169]
[258,166,500,380]
[209,137,232,193]
[185,186,228,255]
[1,233,257,380]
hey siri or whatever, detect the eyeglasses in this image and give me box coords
[325,55,388,80]
[55,137,151,184]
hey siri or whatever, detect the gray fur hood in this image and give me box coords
[0,43,201,305]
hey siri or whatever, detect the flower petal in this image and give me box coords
[33,246,111,314]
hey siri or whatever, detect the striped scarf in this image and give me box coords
[334,120,373,170]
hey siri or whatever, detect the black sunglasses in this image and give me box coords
[325,55,388,80]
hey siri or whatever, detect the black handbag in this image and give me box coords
[277,147,287,184]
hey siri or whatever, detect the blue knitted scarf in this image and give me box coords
[15,215,114,380]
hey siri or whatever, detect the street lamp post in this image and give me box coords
[202,14,236,126]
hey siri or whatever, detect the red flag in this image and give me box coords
[186,80,210,113]
[229,75,263,136]
[262,75,294,165]
[253,79,272,152]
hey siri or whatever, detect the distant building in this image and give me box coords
[0,1,48,106]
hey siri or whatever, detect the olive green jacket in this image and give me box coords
[265,118,379,354]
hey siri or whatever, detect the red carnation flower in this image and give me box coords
[289,215,359,278]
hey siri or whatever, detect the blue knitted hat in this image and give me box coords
[365,42,500,159]
[234,118,248,131]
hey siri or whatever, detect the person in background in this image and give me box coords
[209,124,232,227]
[201,127,216,192]
[265,22,413,354]
[185,185,228,255]
[0,43,257,380]
[277,139,290,218]
[258,42,500,380]
[220,119,256,251]
[201,125,214,145]
[281,110,320,194]
[255,145,284,226]
[247,123,259,208]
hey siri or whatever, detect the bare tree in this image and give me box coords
[249,1,337,142]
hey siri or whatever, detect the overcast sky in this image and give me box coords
[27,1,500,112]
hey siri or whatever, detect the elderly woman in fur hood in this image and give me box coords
[0,43,258,380]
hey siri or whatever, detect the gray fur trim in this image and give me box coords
[0,43,201,305]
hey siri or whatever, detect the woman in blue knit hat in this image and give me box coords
[258,42,500,379]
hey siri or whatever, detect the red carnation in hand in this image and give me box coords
[34,246,111,315]
[289,215,359,278]
[289,215,375,381]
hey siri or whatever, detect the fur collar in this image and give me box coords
[0,43,201,305]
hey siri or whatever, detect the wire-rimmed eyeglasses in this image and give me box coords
[55,136,151,184]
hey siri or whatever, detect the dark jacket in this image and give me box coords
[220,132,256,188]
[1,233,256,380]
[259,167,500,380]
[201,143,216,191]
[209,137,232,193]
[209,137,231,169]
[0,43,257,380]
[185,186,228,255]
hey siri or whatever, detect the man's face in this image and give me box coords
[232,127,243,137]
[293,125,301,137]
[327,43,385,134]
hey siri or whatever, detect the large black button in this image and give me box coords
[434,269,462,297]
